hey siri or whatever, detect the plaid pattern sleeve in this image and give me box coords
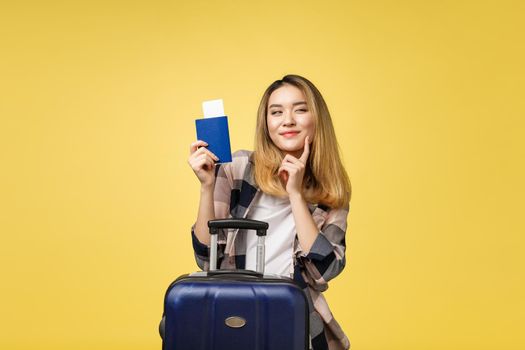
[300,204,349,292]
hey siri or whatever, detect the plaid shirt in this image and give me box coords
[191,150,351,350]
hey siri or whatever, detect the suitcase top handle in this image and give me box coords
[208,218,268,236]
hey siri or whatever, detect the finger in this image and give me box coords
[282,154,296,163]
[189,140,208,154]
[203,159,217,171]
[281,159,302,173]
[192,147,219,161]
[192,154,214,168]
[190,153,208,166]
[199,153,217,166]
[195,153,212,162]
[299,136,310,164]
[279,163,299,175]
[194,156,215,171]
[282,154,303,165]
[200,148,219,161]
[278,166,289,182]
[278,165,288,175]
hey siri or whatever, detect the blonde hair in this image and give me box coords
[253,74,351,208]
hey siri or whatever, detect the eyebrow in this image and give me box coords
[268,101,308,109]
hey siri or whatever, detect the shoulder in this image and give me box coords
[232,149,253,163]
[217,150,253,181]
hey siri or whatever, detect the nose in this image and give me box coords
[282,110,296,126]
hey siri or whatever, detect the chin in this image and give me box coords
[277,143,299,151]
[279,147,303,156]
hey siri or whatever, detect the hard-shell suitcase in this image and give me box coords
[160,218,309,350]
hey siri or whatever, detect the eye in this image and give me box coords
[296,109,307,113]
[271,111,282,115]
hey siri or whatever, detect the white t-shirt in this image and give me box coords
[245,192,296,277]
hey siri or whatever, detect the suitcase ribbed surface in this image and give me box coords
[163,273,308,350]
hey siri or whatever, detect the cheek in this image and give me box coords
[267,118,279,134]
[301,116,315,134]
[266,119,278,143]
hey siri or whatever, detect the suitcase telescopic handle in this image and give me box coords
[207,219,269,273]
[208,218,268,235]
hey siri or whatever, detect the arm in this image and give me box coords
[277,137,349,289]
[187,140,223,270]
[280,137,320,253]
[193,183,215,246]
[289,192,319,254]
[190,182,219,271]
[296,204,349,292]
[192,161,233,245]
[191,160,233,270]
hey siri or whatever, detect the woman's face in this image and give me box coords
[266,84,315,158]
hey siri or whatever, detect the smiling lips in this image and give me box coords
[281,131,300,138]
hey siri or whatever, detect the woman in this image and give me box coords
[188,74,352,350]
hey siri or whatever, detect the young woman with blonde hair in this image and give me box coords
[188,74,352,350]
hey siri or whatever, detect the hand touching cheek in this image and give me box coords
[278,136,310,196]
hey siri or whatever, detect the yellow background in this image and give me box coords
[1,1,524,349]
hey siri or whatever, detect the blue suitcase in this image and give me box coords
[160,218,309,350]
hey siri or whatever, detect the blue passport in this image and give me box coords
[195,116,232,163]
